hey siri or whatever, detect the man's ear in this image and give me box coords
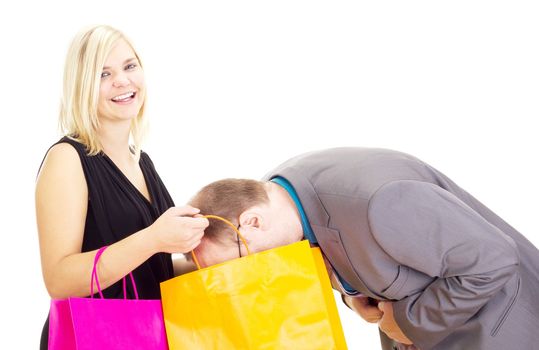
[238,209,263,230]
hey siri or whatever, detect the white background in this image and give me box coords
[1,1,538,349]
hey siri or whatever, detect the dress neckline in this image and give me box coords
[101,152,154,206]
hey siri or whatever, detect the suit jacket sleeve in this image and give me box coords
[367,180,519,350]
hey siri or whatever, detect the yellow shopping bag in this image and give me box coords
[160,215,347,350]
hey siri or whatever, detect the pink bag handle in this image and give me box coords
[90,246,139,300]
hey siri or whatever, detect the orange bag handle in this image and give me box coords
[190,215,251,269]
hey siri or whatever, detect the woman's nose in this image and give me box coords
[112,74,130,87]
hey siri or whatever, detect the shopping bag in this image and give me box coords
[48,246,168,350]
[160,215,347,350]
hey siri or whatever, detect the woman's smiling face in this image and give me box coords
[97,39,146,123]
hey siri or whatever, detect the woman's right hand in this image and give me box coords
[148,206,209,254]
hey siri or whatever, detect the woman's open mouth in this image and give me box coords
[111,91,136,104]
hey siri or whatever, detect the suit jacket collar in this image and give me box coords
[266,166,330,228]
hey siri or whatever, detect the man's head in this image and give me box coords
[189,178,303,267]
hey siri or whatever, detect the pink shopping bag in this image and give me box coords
[48,247,168,350]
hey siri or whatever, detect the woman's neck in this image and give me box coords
[97,120,134,164]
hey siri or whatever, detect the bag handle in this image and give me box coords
[90,246,139,300]
[190,215,251,269]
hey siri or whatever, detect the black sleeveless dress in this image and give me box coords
[39,136,175,349]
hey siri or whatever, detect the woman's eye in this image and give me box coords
[101,71,110,78]
[126,63,137,70]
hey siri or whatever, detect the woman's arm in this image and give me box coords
[36,143,207,298]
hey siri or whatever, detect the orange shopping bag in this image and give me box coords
[160,215,347,350]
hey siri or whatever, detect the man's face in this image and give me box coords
[193,214,296,268]
[192,236,245,268]
[194,182,304,268]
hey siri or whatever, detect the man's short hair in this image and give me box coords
[189,179,269,242]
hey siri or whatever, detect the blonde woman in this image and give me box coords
[36,25,208,348]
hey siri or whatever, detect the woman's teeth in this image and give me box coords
[111,92,135,102]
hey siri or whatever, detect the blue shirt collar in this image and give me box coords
[270,176,358,295]
[270,176,318,244]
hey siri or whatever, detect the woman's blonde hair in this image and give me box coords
[59,25,147,156]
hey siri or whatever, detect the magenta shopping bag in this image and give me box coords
[48,247,168,350]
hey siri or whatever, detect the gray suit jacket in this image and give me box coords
[264,148,539,350]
